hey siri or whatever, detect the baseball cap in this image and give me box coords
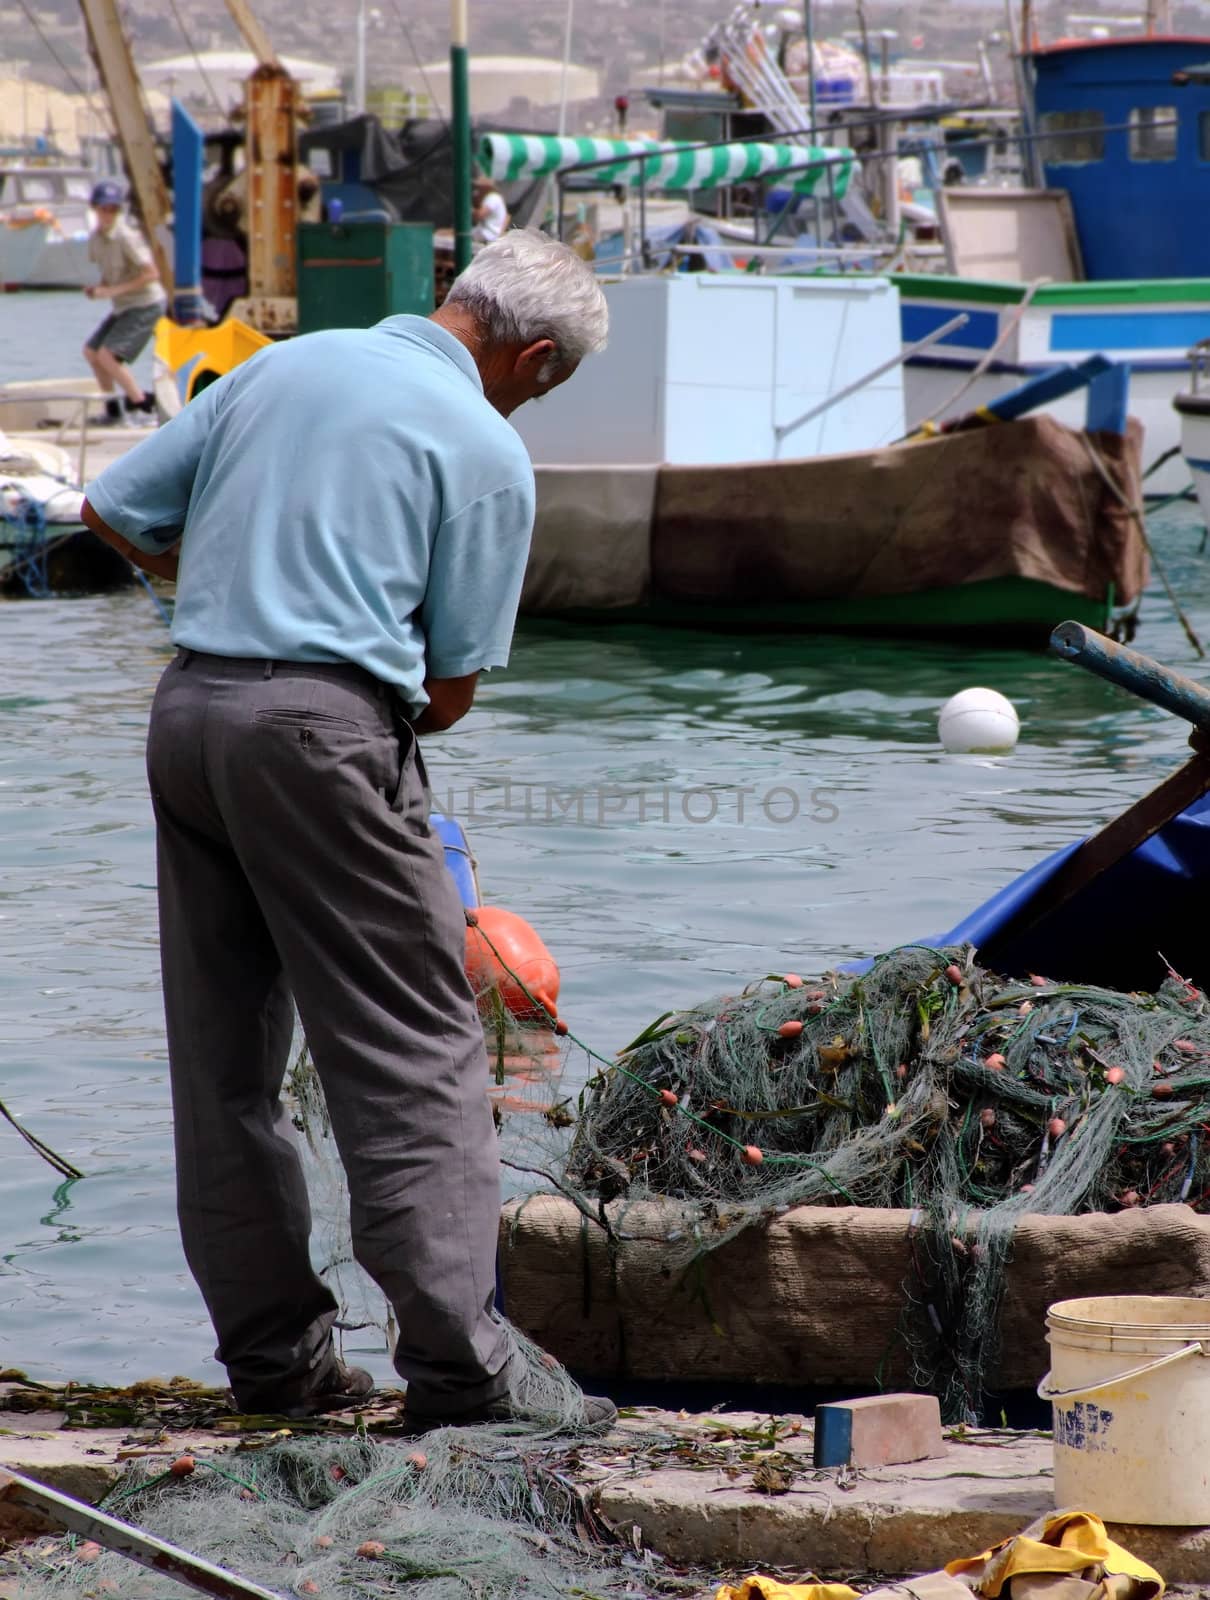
[90,180,125,207]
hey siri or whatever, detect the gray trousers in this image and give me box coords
[146,651,511,1414]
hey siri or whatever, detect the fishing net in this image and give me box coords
[563,943,1210,1422]
[2,1425,678,1600]
[13,932,1210,1594]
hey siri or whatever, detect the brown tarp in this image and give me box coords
[653,417,1146,607]
[499,1196,1210,1390]
[524,465,656,611]
[523,417,1147,615]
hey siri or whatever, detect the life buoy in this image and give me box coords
[465,905,560,1021]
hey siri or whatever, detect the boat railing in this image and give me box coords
[1186,340,1210,395]
[0,391,94,486]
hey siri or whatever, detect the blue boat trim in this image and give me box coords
[1050,310,1210,353]
[905,353,1197,376]
[1184,456,1210,473]
[901,304,1000,351]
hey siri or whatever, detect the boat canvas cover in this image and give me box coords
[477,133,856,196]
[523,416,1145,616]
[650,416,1145,603]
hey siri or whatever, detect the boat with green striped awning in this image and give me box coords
[476,133,856,197]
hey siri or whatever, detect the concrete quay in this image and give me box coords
[1,1398,1208,1592]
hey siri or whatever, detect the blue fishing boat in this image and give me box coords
[939,623,1210,994]
[899,32,1210,494]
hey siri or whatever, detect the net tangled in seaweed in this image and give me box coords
[564,943,1210,1419]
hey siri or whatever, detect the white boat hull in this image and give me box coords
[28,229,91,288]
[1175,392,1210,527]
[897,280,1210,497]
[0,221,52,289]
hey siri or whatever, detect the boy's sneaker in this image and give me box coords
[96,397,124,427]
[124,392,157,425]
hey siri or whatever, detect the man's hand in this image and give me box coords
[414,672,479,734]
[81,498,179,582]
[83,284,104,299]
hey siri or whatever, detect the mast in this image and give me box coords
[451,0,472,273]
[802,0,818,137]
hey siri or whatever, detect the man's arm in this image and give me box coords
[413,672,479,735]
[82,373,231,571]
[80,497,179,581]
[418,474,534,731]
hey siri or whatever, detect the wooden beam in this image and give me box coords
[78,0,173,293]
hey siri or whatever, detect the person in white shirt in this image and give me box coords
[471,175,509,246]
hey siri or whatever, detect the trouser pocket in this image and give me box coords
[388,701,431,819]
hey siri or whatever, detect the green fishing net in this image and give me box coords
[3,1425,676,1600]
[10,940,1210,1596]
[564,943,1210,1421]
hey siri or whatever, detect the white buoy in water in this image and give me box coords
[938,687,1020,754]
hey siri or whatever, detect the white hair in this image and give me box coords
[446,228,609,376]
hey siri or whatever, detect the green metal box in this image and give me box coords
[297,221,434,333]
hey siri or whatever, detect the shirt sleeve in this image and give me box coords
[420,476,536,678]
[83,377,228,554]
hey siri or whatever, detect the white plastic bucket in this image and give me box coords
[1041,1295,1210,1525]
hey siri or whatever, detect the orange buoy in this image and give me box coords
[465,905,560,1021]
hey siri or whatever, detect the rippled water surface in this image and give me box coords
[2,293,1209,1386]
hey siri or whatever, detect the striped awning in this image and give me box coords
[477,133,856,197]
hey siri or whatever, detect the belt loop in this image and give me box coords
[263,660,275,679]
[178,648,193,669]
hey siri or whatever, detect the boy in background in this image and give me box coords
[83,180,166,425]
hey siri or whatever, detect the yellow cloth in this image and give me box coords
[945,1511,1164,1600]
[715,1581,858,1600]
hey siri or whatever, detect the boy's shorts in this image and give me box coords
[86,303,163,364]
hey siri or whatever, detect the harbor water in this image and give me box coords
[3,292,1209,1389]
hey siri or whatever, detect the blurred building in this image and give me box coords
[139,50,342,121]
[0,76,169,155]
[401,55,600,121]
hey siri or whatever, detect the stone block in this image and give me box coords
[814,1393,944,1468]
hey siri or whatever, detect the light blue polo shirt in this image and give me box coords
[85,317,536,711]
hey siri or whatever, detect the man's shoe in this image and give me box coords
[403,1389,617,1435]
[243,1360,375,1420]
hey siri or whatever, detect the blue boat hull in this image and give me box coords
[937,793,1210,991]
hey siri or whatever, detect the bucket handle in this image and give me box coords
[1038,1339,1209,1403]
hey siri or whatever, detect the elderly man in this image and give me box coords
[80,230,611,1429]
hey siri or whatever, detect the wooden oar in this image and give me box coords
[978,620,1210,964]
[0,1467,285,1600]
